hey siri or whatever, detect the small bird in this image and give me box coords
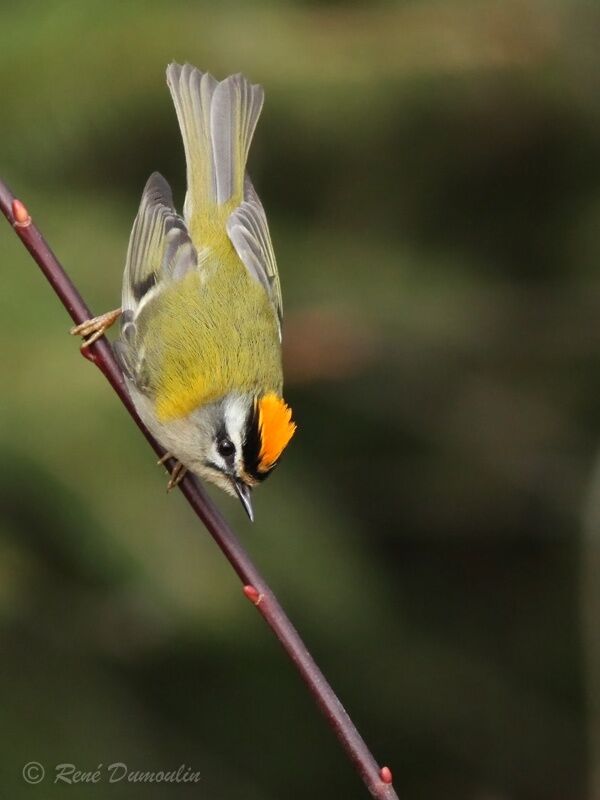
[72,63,296,520]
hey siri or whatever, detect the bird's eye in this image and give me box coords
[217,438,235,458]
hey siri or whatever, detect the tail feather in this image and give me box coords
[166,63,264,224]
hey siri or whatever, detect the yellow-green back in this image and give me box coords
[136,245,282,421]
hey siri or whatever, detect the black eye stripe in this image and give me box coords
[242,403,260,477]
[242,401,274,483]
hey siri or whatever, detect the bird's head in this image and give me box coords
[187,392,296,521]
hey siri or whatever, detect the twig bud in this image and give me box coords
[243,585,262,605]
[12,198,31,227]
[379,766,393,784]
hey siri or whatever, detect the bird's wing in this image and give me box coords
[117,172,198,382]
[121,171,197,316]
[226,176,283,339]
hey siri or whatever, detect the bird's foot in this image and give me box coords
[157,453,188,492]
[70,308,122,348]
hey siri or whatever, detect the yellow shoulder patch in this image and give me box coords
[155,373,213,421]
[258,393,296,471]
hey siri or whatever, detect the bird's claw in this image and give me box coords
[70,308,122,348]
[157,453,188,491]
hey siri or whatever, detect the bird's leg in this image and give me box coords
[157,452,188,492]
[70,308,122,348]
[166,461,188,492]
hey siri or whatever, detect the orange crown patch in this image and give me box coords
[258,394,297,472]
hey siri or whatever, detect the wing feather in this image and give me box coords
[118,172,198,387]
[226,177,283,338]
[122,172,197,315]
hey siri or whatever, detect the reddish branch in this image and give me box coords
[1,179,398,800]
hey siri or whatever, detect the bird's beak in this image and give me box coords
[233,479,254,522]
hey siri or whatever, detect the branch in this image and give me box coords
[1,181,397,800]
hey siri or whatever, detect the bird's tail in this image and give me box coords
[166,63,264,231]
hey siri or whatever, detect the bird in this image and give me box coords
[71,63,296,521]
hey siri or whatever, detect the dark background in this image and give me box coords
[1,1,599,798]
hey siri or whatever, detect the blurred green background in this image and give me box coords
[1,0,599,797]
